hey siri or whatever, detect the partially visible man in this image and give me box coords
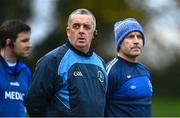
[105,18,153,117]
[25,8,107,117]
[0,19,32,117]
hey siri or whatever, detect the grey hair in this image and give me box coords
[67,8,96,29]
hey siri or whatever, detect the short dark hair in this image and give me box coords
[68,8,96,29]
[0,19,31,48]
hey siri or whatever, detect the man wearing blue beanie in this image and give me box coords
[105,18,153,117]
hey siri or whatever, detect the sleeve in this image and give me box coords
[105,69,115,103]
[104,67,116,116]
[25,66,32,86]
[96,54,108,92]
[24,55,60,116]
[105,63,123,107]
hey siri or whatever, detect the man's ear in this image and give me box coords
[93,30,98,38]
[6,38,14,47]
[66,27,70,37]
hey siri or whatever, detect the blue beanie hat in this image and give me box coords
[114,18,145,51]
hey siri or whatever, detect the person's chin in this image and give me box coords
[22,54,29,58]
[131,52,141,56]
[77,43,87,48]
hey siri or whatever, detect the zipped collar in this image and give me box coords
[66,40,94,57]
[0,55,26,77]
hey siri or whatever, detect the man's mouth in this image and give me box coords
[78,37,85,40]
[131,46,140,49]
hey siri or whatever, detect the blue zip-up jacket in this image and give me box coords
[25,41,108,117]
[105,56,152,117]
[0,55,31,117]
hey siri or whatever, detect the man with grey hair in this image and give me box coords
[25,8,107,117]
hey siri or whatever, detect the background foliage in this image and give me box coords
[0,0,180,116]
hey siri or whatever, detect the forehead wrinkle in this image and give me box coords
[69,14,94,27]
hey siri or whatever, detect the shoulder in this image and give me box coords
[137,62,151,80]
[106,57,126,87]
[138,62,151,73]
[18,61,31,80]
[37,44,69,66]
[93,53,105,64]
[106,57,119,75]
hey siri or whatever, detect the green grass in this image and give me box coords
[152,97,180,117]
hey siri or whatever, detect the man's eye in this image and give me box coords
[72,24,80,29]
[22,39,29,42]
[126,35,134,38]
[84,25,91,30]
[137,35,142,39]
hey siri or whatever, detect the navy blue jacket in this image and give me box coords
[25,41,107,117]
[105,56,152,117]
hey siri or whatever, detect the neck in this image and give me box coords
[0,48,17,63]
[118,53,138,63]
[77,47,89,54]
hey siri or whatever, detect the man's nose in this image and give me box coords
[134,35,140,42]
[79,26,85,32]
[28,41,32,48]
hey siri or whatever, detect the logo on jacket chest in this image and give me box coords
[72,70,104,83]
[97,71,104,82]
[73,71,83,77]
[10,82,20,87]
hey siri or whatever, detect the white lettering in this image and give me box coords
[10,82,20,86]
[11,91,15,99]
[5,91,11,99]
[5,91,25,101]
[73,71,83,77]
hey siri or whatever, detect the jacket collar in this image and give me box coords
[0,55,26,77]
[66,40,94,57]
